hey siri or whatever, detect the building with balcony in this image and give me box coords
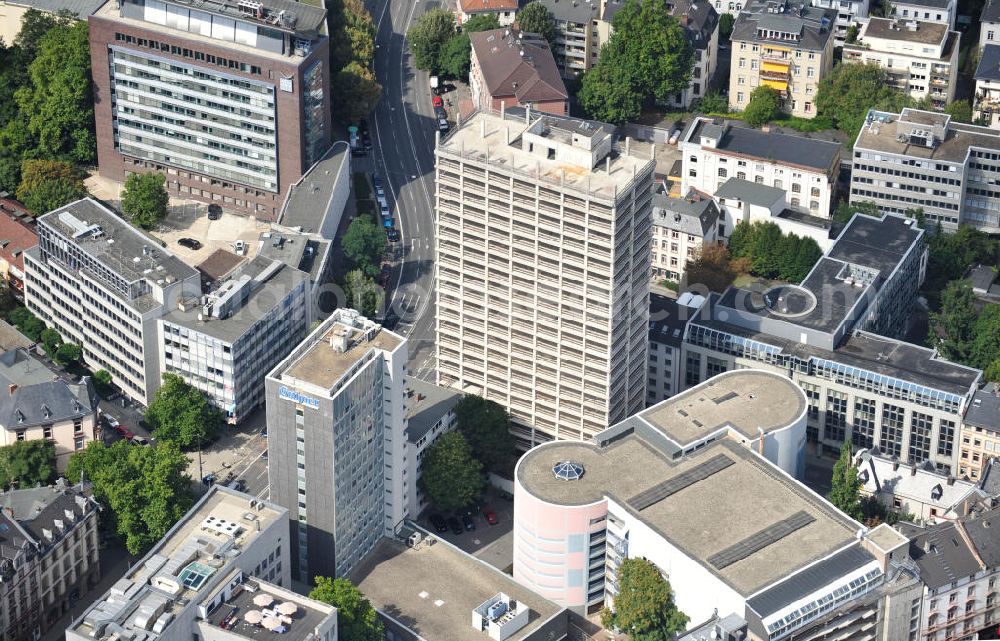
[680,117,842,219]
[0,480,101,641]
[88,0,331,220]
[974,44,1000,128]
[512,369,894,641]
[680,212,985,471]
[842,18,959,109]
[650,187,723,285]
[728,0,837,119]
[534,0,602,78]
[457,0,517,25]
[0,199,37,297]
[851,108,1000,234]
[469,28,568,116]
[0,348,99,470]
[65,486,338,641]
[810,0,871,45]
[434,108,655,447]
[892,0,956,28]
[265,309,407,581]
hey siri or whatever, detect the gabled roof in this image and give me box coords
[985,0,1000,23]
[0,203,37,275]
[5,482,97,545]
[962,505,1000,568]
[459,0,518,13]
[0,349,98,430]
[976,44,1000,83]
[470,28,568,104]
[909,522,982,589]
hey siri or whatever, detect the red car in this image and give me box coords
[484,508,499,525]
[432,95,443,109]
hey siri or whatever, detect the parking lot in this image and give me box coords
[417,487,516,572]
[151,201,269,265]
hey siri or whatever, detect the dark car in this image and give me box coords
[178,238,202,250]
[462,514,476,531]
[446,516,463,535]
[372,173,383,191]
[386,228,401,243]
[484,508,499,525]
[202,473,217,486]
[208,204,222,220]
[378,264,391,287]
[429,513,448,533]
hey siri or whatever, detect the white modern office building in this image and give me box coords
[435,108,655,447]
[265,309,407,581]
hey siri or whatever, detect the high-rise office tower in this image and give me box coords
[434,108,655,447]
[88,0,331,219]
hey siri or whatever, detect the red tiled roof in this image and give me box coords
[470,28,568,105]
[0,199,38,275]
[460,0,518,12]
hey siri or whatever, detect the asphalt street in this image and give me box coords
[368,0,440,381]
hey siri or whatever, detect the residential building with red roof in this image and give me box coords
[0,196,38,296]
[457,0,518,25]
[469,28,569,116]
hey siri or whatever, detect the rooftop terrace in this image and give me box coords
[855,109,1000,161]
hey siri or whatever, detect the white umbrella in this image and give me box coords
[253,594,274,607]
[276,602,297,616]
[262,616,280,631]
[244,610,263,625]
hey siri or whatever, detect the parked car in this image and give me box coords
[202,473,217,486]
[234,240,248,255]
[378,264,391,287]
[373,173,383,191]
[432,95,443,109]
[387,228,401,243]
[130,436,150,446]
[462,514,476,531]
[105,415,120,428]
[178,238,202,250]
[429,513,448,533]
[484,508,499,525]
[446,516,463,535]
[208,204,222,220]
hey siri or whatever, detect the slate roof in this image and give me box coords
[963,505,1000,567]
[471,28,568,104]
[671,0,719,51]
[0,349,98,430]
[403,379,461,444]
[984,0,1000,23]
[714,177,786,207]
[652,190,720,236]
[649,293,693,349]
[976,44,1000,82]
[731,0,837,51]
[746,544,876,618]
[909,522,982,589]
[965,387,1000,433]
[536,0,600,23]
[690,119,842,174]
[5,482,97,544]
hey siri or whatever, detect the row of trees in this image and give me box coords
[579,0,693,124]
[418,395,515,511]
[0,11,95,210]
[929,283,1000,383]
[728,220,823,283]
[408,10,502,80]
[328,0,382,123]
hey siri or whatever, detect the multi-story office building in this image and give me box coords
[974,45,1000,128]
[0,348,100,470]
[851,108,1000,234]
[0,481,101,641]
[682,212,984,471]
[66,486,338,641]
[435,108,655,446]
[728,0,836,119]
[893,0,957,28]
[88,0,331,219]
[650,188,723,284]
[647,292,704,405]
[959,385,1000,480]
[266,309,407,581]
[159,256,310,422]
[843,18,959,109]
[402,379,461,518]
[23,198,201,406]
[810,0,871,44]
[513,369,896,641]
[680,117,842,219]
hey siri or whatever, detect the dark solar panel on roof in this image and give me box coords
[627,454,734,511]
[708,511,816,569]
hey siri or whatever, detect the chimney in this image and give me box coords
[947,475,955,486]
[922,539,931,554]
[911,465,918,476]
[7,384,15,396]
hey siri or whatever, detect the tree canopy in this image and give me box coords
[453,395,514,474]
[121,172,169,229]
[517,2,556,43]
[815,63,912,146]
[719,12,735,40]
[601,558,688,641]
[309,577,383,641]
[16,159,86,216]
[342,216,387,277]
[928,282,1000,383]
[743,86,780,127]
[9,306,45,342]
[684,243,737,293]
[327,0,380,124]
[345,268,384,318]
[580,0,693,124]
[419,431,484,511]
[145,373,225,448]
[829,441,863,521]
[408,9,457,73]
[333,62,383,124]
[945,99,973,124]
[727,220,822,282]
[0,440,56,490]
[67,440,194,555]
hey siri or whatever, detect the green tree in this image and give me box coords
[121,172,169,230]
[517,1,556,43]
[345,269,384,318]
[929,282,980,362]
[945,99,973,124]
[600,557,688,640]
[94,369,113,387]
[0,440,56,490]
[16,159,85,216]
[14,20,95,162]
[332,62,383,124]
[325,0,380,124]
[309,577,384,641]
[11,308,45,342]
[54,342,81,365]
[685,243,735,293]
[845,23,859,44]
[816,63,911,146]
[833,199,881,225]
[145,373,225,449]
[437,32,472,79]
[67,440,193,554]
[743,86,780,127]
[342,216,387,277]
[579,56,643,124]
[40,327,62,356]
[694,91,728,114]
[419,431,484,511]
[453,395,514,473]
[967,302,1000,372]
[407,8,456,73]
[462,14,501,33]
[719,12,735,40]
[0,286,18,318]
[829,441,863,520]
